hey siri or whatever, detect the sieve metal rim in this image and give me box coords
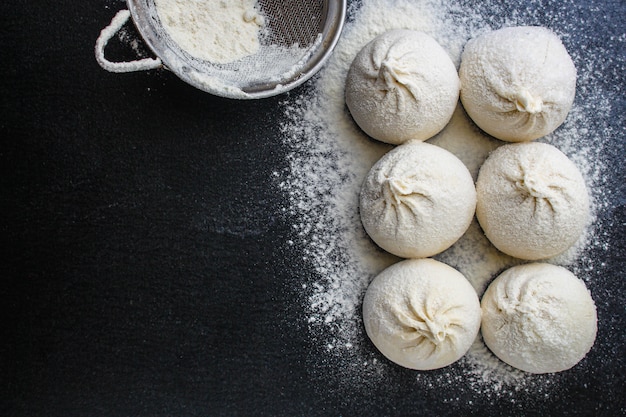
[125,0,346,99]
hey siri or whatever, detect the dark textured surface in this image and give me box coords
[1,1,624,416]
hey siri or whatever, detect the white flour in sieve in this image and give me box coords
[154,0,265,64]
[146,0,325,97]
[278,0,615,399]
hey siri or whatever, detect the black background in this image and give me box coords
[1,1,624,416]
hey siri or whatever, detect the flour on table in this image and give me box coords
[278,0,615,401]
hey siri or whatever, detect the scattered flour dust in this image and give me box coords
[278,0,613,402]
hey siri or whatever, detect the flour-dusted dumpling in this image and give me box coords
[476,142,589,260]
[360,141,476,258]
[363,258,481,370]
[481,263,597,374]
[346,29,459,144]
[459,26,576,142]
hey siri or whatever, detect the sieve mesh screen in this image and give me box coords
[258,0,326,48]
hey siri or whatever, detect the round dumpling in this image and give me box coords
[481,263,597,374]
[363,258,481,370]
[459,26,576,142]
[346,29,459,144]
[476,142,589,260]
[360,141,476,258]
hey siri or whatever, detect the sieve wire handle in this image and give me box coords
[95,9,162,73]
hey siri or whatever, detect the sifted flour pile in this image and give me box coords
[278,0,617,400]
[154,0,265,64]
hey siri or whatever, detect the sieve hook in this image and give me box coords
[95,9,162,73]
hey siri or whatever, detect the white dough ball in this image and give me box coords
[481,263,597,374]
[360,141,476,258]
[346,29,460,144]
[363,258,481,370]
[459,26,577,142]
[476,142,589,260]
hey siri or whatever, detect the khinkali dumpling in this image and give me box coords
[360,141,476,258]
[346,29,459,144]
[476,142,589,260]
[363,258,481,370]
[459,26,576,142]
[481,263,597,373]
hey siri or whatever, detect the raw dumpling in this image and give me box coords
[475,142,589,260]
[459,26,576,142]
[360,141,476,258]
[481,263,597,374]
[363,258,481,370]
[346,29,459,144]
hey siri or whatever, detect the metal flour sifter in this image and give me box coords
[95,0,346,99]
